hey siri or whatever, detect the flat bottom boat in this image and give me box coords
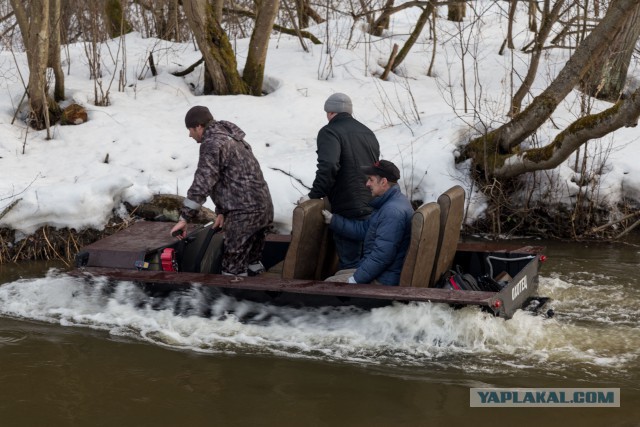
[73,186,548,319]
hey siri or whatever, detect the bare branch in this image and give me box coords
[269,167,311,190]
[493,87,640,179]
[224,6,322,44]
[0,199,21,221]
[172,57,205,77]
[0,10,15,25]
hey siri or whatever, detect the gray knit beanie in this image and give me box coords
[185,105,214,128]
[323,93,353,114]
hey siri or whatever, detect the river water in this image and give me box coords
[0,241,639,426]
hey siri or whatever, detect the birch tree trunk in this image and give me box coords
[511,0,566,116]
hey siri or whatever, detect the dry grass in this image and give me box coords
[0,215,134,267]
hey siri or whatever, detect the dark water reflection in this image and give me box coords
[0,245,639,426]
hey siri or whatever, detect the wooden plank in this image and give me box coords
[74,267,495,306]
[81,221,176,252]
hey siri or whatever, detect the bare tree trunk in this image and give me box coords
[304,4,324,25]
[505,0,517,50]
[152,0,168,39]
[447,0,466,22]
[224,5,322,45]
[212,0,224,22]
[358,0,375,31]
[463,0,639,174]
[48,0,64,101]
[371,0,395,36]
[528,0,538,32]
[511,0,566,116]
[167,0,181,41]
[183,0,249,95]
[243,0,281,95]
[427,6,437,77]
[580,1,640,101]
[391,3,434,73]
[11,0,55,130]
[294,0,310,28]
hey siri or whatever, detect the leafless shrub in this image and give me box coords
[372,76,420,133]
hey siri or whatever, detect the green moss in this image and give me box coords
[522,142,556,163]
[203,4,249,95]
[464,91,583,174]
[522,100,624,163]
[465,131,511,171]
[566,102,621,134]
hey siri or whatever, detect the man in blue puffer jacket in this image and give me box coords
[322,160,414,286]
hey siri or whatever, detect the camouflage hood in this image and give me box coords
[208,120,246,142]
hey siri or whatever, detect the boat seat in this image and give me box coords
[399,202,441,287]
[268,199,337,280]
[429,185,465,286]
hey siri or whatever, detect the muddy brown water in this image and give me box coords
[0,241,639,426]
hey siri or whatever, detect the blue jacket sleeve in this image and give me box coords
[330,214,369,241]
[353,207,407,284]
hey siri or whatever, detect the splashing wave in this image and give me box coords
[0,270,638,378]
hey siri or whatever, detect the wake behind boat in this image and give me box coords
[72,187,548,319]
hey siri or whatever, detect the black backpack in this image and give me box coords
[438,265,481,291]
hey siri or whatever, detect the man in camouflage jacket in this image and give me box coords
[171,106,274,276]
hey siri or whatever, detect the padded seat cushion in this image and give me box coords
[430,185,465,286]
[282,199,337,280]
[399,202,440,287]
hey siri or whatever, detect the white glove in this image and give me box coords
[347,276,357,284]
[297,195,310,205]
[322,209,333,224]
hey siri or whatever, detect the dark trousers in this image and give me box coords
[222,211,270,275]
[333,233,363,270]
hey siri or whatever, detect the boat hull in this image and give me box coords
[73,221,546,319]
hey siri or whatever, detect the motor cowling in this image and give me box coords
[161,248,178,272]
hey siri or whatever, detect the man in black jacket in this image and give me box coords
[299,93,380,269]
